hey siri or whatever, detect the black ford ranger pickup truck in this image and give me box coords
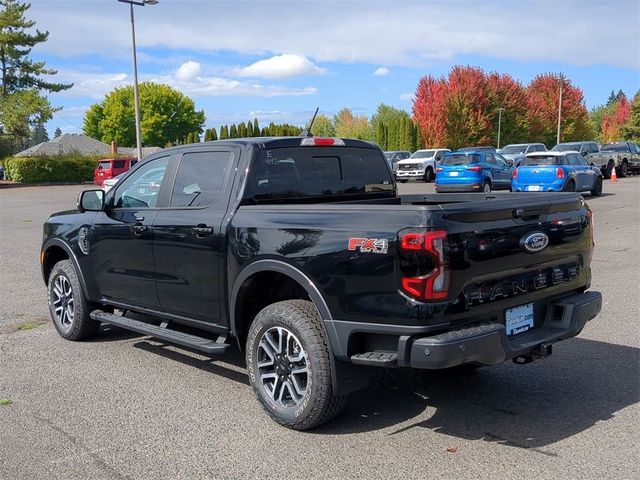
[41,136,602,430]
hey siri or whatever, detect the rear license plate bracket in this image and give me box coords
[505,303,534,336]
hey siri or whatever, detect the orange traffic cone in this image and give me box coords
[610,165,618,183]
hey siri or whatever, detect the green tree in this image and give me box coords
[29,121,47,146]
[229,124,238,138]
[0,0,72,94]
[192,131,200,143]
[246,120,254,137]
[0,88,54,143]
[620,91,640,142]
[309,113,335,137]
[253,118,260,136]
[334,108,373,140]
[219,124,228,140]
[82,82,205,147]
[53,126,61,138]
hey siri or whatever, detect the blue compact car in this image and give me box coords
[512,151,603,196]
[435,151,512,193]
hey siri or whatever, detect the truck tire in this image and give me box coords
[604,160,615,179]
[617,161,628,178]
[47,260,100,340]
[246,300,346,430]
[590,177,603,196]
[423,168,434,183]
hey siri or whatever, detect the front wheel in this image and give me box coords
[246,300,346,430]
[590,177,603,196]
[48,260,100,340]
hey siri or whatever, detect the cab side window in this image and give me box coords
[170,151,234,208]
[485,153,497,164]
[114,156,170,209]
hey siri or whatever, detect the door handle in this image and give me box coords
[192,224,214,236]
[132,224,148,235]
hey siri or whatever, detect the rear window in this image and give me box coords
[600,143,628,152]
[97,161,112,169]
[245,147,393,202]
[522,156,559,166]
[552,143,581,152]
[441,154,480,165]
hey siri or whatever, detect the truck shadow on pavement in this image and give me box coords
[318,338,639,449]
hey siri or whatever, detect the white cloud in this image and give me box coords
[235,54,325,79]
[29,1,640,69]
[399,93,414,102]
[373,67,389,76]
[175,61,201,81]
[53,71,129,99]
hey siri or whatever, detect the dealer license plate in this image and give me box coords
[505,303,534,336]
[526,185,542,191]
[448,171,459,176]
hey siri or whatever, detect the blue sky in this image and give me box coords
[27,0,640,137]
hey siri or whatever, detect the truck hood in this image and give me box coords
[396,159,432,166]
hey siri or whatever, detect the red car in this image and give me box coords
[94,157,137,186]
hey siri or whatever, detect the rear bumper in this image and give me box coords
[435,182,482,192]
[327,291,601,370]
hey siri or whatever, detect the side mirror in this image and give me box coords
[590,162,597,167]
[582,151,588,156]
[77,189,105,213]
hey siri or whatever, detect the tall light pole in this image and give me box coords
[118,0,158,161]
[556,73,564,145]
[497,107,505,149]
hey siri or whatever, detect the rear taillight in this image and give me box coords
[556,167,564,179]
[512,169,518,180]
[300,137,346,146]
[465,166,482,172]
[435,167,443,173]
[398,229,450,301]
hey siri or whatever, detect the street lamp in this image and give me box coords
[118,0,159,161]
[497,107,505,149]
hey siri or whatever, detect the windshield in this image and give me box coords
[522,156,559,166]
[384,152,394,159]
[552,143,581,152]
[97,161,112,169]
[600,143,628,152]
[501,145,527,154]
[441,154,480,165]
[410,150,436,159]
[245,146,394,203]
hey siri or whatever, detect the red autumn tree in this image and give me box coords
[527,73,593,146]
[412,75,448,148]
[600,95,631,142]
[486,72,529,146]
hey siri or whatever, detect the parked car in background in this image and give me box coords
[0,164,4,181]
[101,172,125,192]
[384,150,410,167]
[512,151,602,196]
[94,157,138,186]
[499,143,547,167]
[435,150,512,192]
[597,141,640,177]
[394,148,450,182]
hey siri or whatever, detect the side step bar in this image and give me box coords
[351,351,398,366]
[91,310,230,355]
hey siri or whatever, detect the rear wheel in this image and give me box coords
[481,180,492,193]
[48,260,100,340]
[617,161,628,178]
[590,177,603,196]
[563,179,576,192]
[246,300,346,430]
[423,168,434,183]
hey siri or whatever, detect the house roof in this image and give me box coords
[14,134,162,159]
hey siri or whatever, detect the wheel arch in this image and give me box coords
[42,239,90,299]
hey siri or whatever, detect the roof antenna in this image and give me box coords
[300,107,319,137]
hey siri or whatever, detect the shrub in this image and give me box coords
[2,154,107,183]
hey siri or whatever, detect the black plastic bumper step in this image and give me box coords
[91,310,230,355]
[351,351,398,366]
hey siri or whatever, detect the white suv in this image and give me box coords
[394,148,450,182]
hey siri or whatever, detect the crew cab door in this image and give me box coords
[90,155,173,309]
[152,148,239,324]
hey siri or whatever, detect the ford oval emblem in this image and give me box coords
[520,232,549,253]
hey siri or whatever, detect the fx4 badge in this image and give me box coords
[348,237,389,254]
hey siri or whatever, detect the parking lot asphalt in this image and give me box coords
[0,180,639,479]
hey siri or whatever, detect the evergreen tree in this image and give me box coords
[0,0,72,94]
[54,126,62,138]
[229,124,238,138]
[29,122,48,146]
[209,127,217,141]
[253,118,260,136]
[193,131,200,142]
[204,128,212,141]
[247,120,254,137]
[375,120,386,150]
[219,125,229,140]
